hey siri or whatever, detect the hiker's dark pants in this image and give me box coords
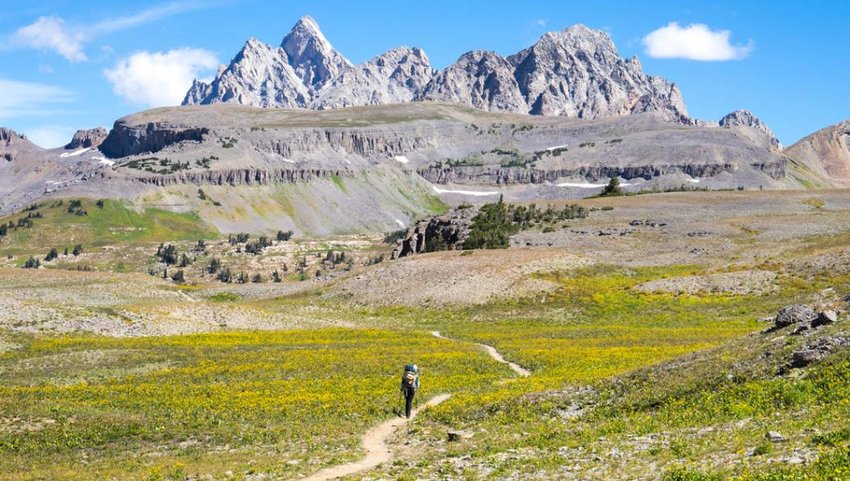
[404,387,416,418]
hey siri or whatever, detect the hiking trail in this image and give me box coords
[301,394,452,481]
[301,332,530,480]
[431,330,531,377]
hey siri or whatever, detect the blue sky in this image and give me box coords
[1,0,848,148]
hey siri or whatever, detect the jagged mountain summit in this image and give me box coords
[719,109,781,150]
[184,17,688,122]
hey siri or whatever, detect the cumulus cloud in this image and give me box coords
[104,48,218,107]
[12,16,87,62]
[643,22,752,61]
[0,78,75,119]
[7,2,211,62]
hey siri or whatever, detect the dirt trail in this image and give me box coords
[431,331,531,377]
[302,394,452,481]
[301,332,530,480]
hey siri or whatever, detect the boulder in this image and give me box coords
[774,304,818,329]
[765,431,787,442]
[791,349,824,368]
[813,310,838,328]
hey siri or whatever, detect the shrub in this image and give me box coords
[72,244,83,256]
[45,248,58,262]
[599,177,623,197]
[23,256,40,269]
[463,195,517,250]
[170,269,185,283]
[276,230,293,241]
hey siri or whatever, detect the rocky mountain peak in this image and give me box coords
[65,128,108,149]
[417,50,526,112]
[281,15,351,91]
[720,109,781,150]
[0,128,26,144]
[312,45,434,109]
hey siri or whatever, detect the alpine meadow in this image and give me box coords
[2,3,850,480]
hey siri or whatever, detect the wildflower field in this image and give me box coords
[0,329,508,480]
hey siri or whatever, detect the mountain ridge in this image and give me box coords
[183,17,688,122]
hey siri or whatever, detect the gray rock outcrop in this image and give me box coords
[99,121,208,158]
[774,304,818,329]
[393,205,478,258]
[182,18,689,123]
[719,110,781,150]
[65,128,108,149]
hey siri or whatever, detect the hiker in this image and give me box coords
[400,363,420,418]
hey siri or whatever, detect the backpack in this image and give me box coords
[403,370,417,388]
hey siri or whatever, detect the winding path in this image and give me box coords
[302,394,452,481]
[431,331,531,377]
[300,332,531,480]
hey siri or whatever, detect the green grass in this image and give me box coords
[330,174,348,194]
[0,328,508,481]
[0,199,217,256]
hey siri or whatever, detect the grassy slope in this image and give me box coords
[0,199,217,256]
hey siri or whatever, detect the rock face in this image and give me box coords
[65,128,108,149]
[508,25,687,121]
[393,206,478,258]
[719,110,781,150]
[183,17,689,122]
[183,38,308,108]
[0,128,38,162]
[280,16,351,91]
[785,119,850,186]
[313,47,434,109]
[99,121,209,158]
[418,51,526,112]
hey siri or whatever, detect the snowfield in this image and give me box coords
[59,147,90,158]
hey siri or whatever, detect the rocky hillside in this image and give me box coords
[183,16,688,122]
[785,119,850,186]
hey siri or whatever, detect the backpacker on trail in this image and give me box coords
[400,363,420,418]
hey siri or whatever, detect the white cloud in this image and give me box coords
[26,125,76,149]
[104,48,218,107]
[12,16,87,62]
[0,78,75,119]
[536,19,547,27]
[7,2,211,62]
[643,22,752,61]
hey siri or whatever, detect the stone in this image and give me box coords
[813,310,838,328]
[774,304,818,329]
[448,429,473,442]
[766,431,787,442]
[791,349,824,368]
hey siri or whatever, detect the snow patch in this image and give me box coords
[557,181,633,188]
[431,185,499,197]
[686,178,701,183]
[280,157,295,164]
[92,156,115,166]
[59,147,90,158]
[545,144,569,151]
[393,155,410,164]
[395,219,406,228]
